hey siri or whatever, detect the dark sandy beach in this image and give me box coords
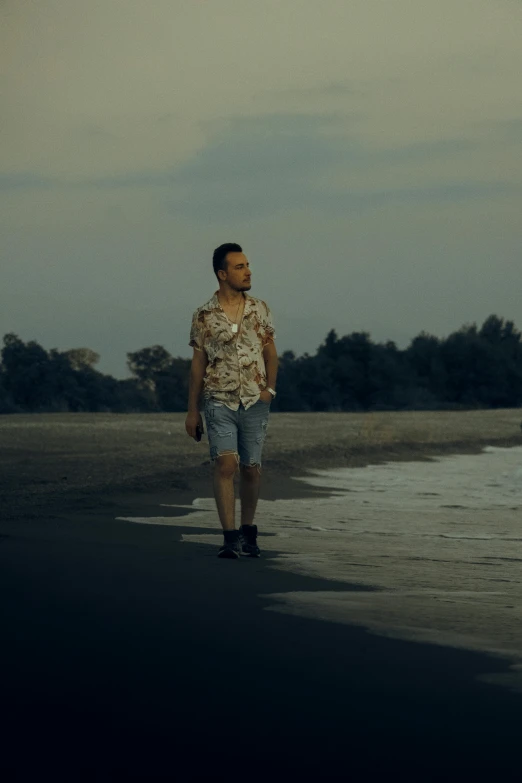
[1,410,522,780]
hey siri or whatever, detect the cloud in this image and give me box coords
[2,110,517,222]
[266,79,367,98]
[477,117,522,144]
[0,172,57,191]
[88,113,502,221]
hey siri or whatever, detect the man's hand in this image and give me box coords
[259,389,273,404]
[185,411,204,440]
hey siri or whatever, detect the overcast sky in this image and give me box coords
[2,0,521,378]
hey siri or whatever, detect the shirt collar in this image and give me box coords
[203,291,253,315]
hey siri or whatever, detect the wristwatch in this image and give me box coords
[266,387,277,398]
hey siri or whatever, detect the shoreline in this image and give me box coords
[2,408,522,524]
[2,434,522,527]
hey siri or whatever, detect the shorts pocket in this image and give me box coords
[206,399,224,408]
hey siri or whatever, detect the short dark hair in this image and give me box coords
[212,242,242,280]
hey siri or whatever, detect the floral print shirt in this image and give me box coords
[189,291,276,411]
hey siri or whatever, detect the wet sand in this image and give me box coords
[1,410,522,779]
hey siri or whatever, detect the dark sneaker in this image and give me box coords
[218,529,241,559]
[239,524,261,557]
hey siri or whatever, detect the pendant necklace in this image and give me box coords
[231,296,243,333]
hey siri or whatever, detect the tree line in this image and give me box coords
[1,314,521,414]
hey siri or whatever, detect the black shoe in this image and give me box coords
[239,524,261,557]
[218,529,241,559]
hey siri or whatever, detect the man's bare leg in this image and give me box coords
[213,453,238,531]
[239,464,261,527]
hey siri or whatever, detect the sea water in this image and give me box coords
[117,445,522,692]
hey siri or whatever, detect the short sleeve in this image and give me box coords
[189,311,204,351]
[261,302,276,346]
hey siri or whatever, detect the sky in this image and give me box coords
[1,0,522,379]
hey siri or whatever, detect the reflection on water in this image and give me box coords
[117,445,522,693]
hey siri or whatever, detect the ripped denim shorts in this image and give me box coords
[203,397,271,471]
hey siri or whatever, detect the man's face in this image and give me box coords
[221,252,251,291]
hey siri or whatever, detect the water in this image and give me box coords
[117,445,522,693]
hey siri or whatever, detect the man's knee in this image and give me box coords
[214,452,239,479]
[240,463,261,481]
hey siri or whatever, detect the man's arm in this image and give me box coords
[185,348,208,438]
[262,340,278,391]
[188,347,208,411]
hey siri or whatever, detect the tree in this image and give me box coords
[62,348,100,371]
[127,346,174,391]
[2,314,522,414]
[1,333,55,410]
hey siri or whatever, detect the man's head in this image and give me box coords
[212,242,251,292]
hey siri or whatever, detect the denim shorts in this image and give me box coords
[203,397,271,470]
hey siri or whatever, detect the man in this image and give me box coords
[185,243,278,559]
